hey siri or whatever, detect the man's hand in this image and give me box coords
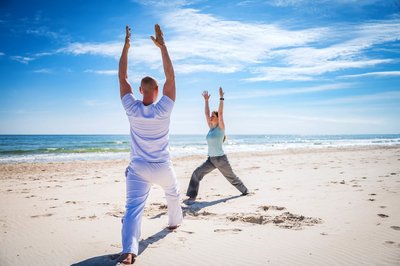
[219,87,224,98]
[202,91,211,101]
[150,24,165,48]
[125,26,131,49]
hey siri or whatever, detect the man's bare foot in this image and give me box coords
[116,253,136,265]
[167,224,180,231]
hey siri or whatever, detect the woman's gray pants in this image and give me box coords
[186,155,248,198]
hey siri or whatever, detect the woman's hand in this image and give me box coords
[202,90,211,101]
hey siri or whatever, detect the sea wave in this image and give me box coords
[1,134,400,163]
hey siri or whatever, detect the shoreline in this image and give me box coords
[1,143,399,166]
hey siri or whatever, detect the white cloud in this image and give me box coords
[246,59,392,81]
[0,52,4,56]
[85,69,118,75]
[163,8,326,64]
[229,83,352,99]
[245,19,400,81]
[174,63,241,74]
[131,0,201,7]
[258,114,382,125]
[340,71,400,78]
[52,7,400,81]
[33,68,53,74]
[268,0,384,8]
[315,91,400,105]
[84,100,111,107]
[58,42,122,57]
[10,56,35,64]
[56,8,325,75]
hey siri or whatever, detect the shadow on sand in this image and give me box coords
[182,194,242,217]
[71,228,173,266]
[72,195,242,265]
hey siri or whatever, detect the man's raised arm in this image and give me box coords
[151,24,176,102]
[119,26,133,99]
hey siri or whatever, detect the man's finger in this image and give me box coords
[150,36,160,47]
[155,24,163,37]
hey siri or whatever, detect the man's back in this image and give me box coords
[122,93,174,163]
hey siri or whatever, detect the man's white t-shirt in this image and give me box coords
[121,93,174,163]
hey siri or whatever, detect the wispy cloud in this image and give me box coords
[85,69,118,75]
[29,5,400,82]
[26,27,70,42]
[246,18,400,81]
[163,8,326,64]
[33,68,53,74]
[55,7,325,74]
[229,83,351,99]
[259,114,383,125]
[340,71,400,78]
[58,42,121,57]
[246,59,392,81]
[315,91,400,105]
[10,55,35,64]
[174,63,241,74]
[84,100,111,107]
[0,52,4,56]
[268,0,387,8]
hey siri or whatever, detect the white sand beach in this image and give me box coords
[1,146,400,265]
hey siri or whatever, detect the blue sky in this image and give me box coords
[0,0,399,134]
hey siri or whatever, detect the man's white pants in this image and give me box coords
[121,159,183,255]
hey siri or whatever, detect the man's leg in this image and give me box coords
[121,165,151,256]
[153,163,183,227]
[212,155,248,195]
[186,158,216,199]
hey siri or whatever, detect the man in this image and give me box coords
[116,24,182,265]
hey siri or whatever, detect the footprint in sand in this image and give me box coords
[181,230,195,234]
[379,206,387,209]
[214,228,242,233]
[368,199,375,201]
[384,240,397,246]
[259,205,286,211]
[106,210,124,218]
[378,214,389,218]
[390,226,400,231]
[31,213,54,218]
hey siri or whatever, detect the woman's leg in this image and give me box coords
[212,155,248,195]
[186,158,216,199]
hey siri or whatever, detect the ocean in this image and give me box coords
[0,134,399,163]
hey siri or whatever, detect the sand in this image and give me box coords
[1,146,400,265]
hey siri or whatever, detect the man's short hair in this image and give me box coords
[141,76,158,93]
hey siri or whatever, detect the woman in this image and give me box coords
[185,87,248,203]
